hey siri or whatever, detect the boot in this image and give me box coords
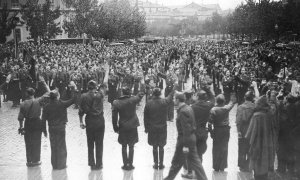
[159,147,165,169]
[122,145,128,170]
[153,147,158,169]
[128,146,135,170]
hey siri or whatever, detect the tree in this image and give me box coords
[22,0,61,42]
[62,0,99,37]
[0,3,18,44]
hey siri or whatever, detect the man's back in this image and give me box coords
[236,101,255,136]
[112,95,141,130]
[144,96,171,132]
[192,100,214,129]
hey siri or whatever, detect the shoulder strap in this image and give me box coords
[25,100,34,119]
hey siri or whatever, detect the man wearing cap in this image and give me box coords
[144,85,176,170]
[42,81,77,170]
[112,78,145,170]
[236,91,255,172]
[208,93,236,172]
[17,76,50,167]
[78,63,110,170]
[164,93,207,180]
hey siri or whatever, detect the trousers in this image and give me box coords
[238,137,250,170]
[49,127,67,169]
[86,125,105,167]
[24,130,42,163]
[164,142,207,180]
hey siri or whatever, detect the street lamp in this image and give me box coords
[12,17,20,58]
[275,24,279,43]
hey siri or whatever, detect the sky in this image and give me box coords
[147,0,245,10]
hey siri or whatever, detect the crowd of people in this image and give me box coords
[0,38,300,180]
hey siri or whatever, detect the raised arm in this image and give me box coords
[61,81,78,108]
[99,62,110,95]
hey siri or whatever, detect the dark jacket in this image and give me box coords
[144,91,174,132]
[79,90,105,128]
[112,92,144,131]
[209,102,235,127]
[42,94,75,129]
[176,104,197,147]
[191,92,215,139]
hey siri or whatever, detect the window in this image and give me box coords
[11,0,20,8]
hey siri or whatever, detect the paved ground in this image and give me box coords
[0,79,289,180]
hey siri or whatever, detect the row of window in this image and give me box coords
[0,0,55,8]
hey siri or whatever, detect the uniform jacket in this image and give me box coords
[144,91,174,132]
[112,91,144,131]
[191,97,214,139]
[79,90,105,128]
[42,92,76,129]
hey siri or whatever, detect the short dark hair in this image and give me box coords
[197,90,207,100]
[26,88,35,96]
[88,80,97,90]
[244,91,254,101]
[122,86,131,96]
[216,94,225,105]
[152,88,161,97]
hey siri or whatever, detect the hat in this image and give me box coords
[26,88,35,96]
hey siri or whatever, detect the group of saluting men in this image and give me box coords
[1,39,300,180]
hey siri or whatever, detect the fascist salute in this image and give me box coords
[111,76,145,170]
[78,62,110,170]
[144,84,177,170]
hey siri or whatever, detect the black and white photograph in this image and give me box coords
[0,0,300,180]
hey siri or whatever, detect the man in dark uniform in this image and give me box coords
[54,66,67,100]
[235,67,251,105]
[164,93,207,180]
[144,86,176,170]
[42,82,77,170]
[236,91,255,172]
[17,77,50,167]
[112,79,145,170]
[181,86,215,179]
[19,65,32,102]
[78,63,109,170]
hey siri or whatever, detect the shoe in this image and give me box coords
[181,172,194,179]
[31,161,41,167]
[95,165,103,170]
[91,165,98,170]
[128,164,135,170]
[153,164,159,170]
[122,165,129,170]
[159,164,165,170]
[26,162,33,167]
